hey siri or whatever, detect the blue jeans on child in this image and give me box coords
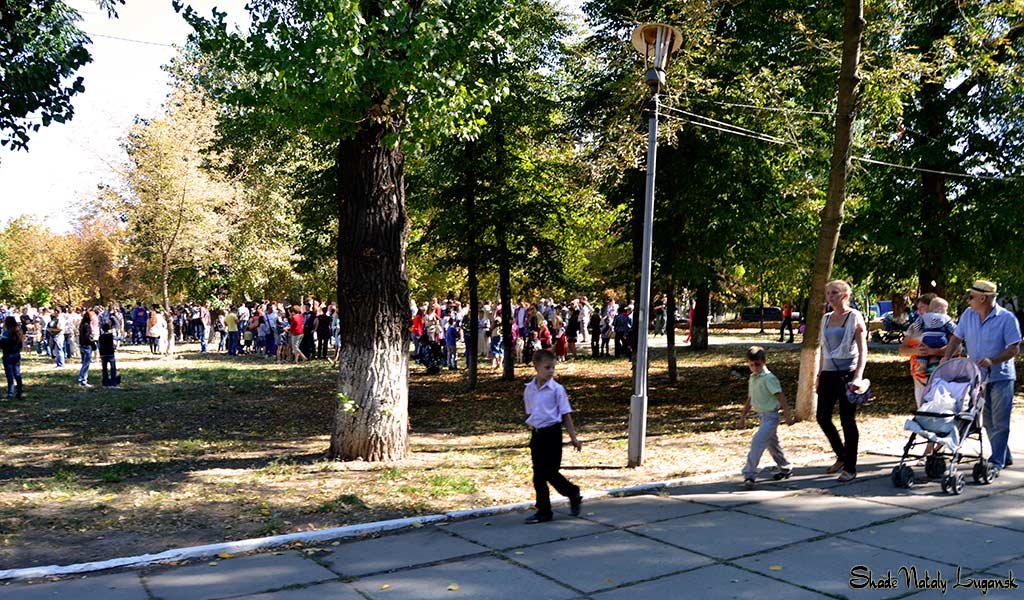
[101,355,118,387]
[984,379,1014,469]
[3,353,22,398]
[78,345,93,385]
[742,411,791,481]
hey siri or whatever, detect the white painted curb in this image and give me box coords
[0,450,861,581]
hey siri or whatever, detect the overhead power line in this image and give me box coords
[83,31,176,48]
[659,108,1018,182]
[679,95,835,116]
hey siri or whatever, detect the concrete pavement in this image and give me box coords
[3,452,1023,599]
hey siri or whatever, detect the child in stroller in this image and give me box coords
[891,358,995,495]
[416,332,445,374]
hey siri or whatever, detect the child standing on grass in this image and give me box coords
[740,346,795,490]
[523,349,583,524]
[99,322,120,389]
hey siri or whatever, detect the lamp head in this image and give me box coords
[631,23,682,91]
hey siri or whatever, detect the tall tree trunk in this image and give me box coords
[795,0,865,421]
[330,118,409,462]
[465,143,479,391]
[161,254,171,312]
[666,279,677,384]
[467,250,479,390]
[691,285,709,350]
[498,226,515,381]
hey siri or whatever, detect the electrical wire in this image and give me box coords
[83,31,176,48]
[661,105,790,145]
[659,108,1018,182]
[679,95,835,116]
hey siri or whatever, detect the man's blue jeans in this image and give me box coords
[197,325,208,353]
[227,331,240,355]
[984,379,1014,468]
[53,339,65,367]
[78,345,93,384]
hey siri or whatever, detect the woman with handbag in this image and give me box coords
[817,280,869,482]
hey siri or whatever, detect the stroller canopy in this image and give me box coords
[923,358,982,397]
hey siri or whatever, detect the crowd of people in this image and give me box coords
[408,294,685,372]
[0,299,343,397]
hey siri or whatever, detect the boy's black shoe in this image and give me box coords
[569,495,583,517]
[524,512,553,524]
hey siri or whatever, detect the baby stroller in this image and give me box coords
[418,339,445,374]
[872,311,910,344]
[891,358,993,494]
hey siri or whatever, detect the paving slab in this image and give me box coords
[144,551,337,600]
[233,580,363,600]
[841,512,1024,571]
[933,489,1024,531]
[664,480,801,507]
[629,509,821,559]
[443,510,612,549]
[554,493,712,527]
[0,571,147,600]
[502,529,712,594]
[735,536,951,599]
[590,563,830,599]
[317,527,487,576]
[352,556,578,600]
[736,490,915,533]
[826,470,993,511]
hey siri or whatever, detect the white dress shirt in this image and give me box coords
[524,377,572,429]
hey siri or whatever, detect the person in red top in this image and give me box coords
[779,303,795,344]
[288,306,307,363]
[411,308,425,357]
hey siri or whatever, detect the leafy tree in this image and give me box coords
[0,0,123,153]
[178,0,526,460]
[840,0,1024,298]
[117,82,241,311]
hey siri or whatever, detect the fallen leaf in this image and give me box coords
[513,551,524,555]
[586,512,596,516]
[379,584,391,590]
[217,552,233,559]
[605,578,614,584]
[411,522,424,529]
[769,565,783,571]
[208,561,219,566]
[447,583,460,591]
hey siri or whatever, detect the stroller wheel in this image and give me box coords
[891,465,914,489]
[925,455,947,479]
[942,473,965,495]
[973,462,992,485]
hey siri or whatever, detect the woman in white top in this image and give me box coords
[817,280,868,482]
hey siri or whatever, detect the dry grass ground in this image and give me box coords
[0,337,1019,569]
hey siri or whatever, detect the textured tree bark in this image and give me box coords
[796,0,865,421]
[666,279,677,384]
[329,117,409,461]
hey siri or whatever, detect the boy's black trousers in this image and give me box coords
[530,424,580,516]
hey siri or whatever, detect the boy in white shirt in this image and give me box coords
[523,349,583,524]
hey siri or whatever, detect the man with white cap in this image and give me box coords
[942,280,1021,475]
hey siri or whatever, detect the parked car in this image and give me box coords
[740,306,783,322]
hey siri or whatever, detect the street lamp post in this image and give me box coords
[628,23,682,468]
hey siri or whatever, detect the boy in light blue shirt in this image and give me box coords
[740,346,795,489]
